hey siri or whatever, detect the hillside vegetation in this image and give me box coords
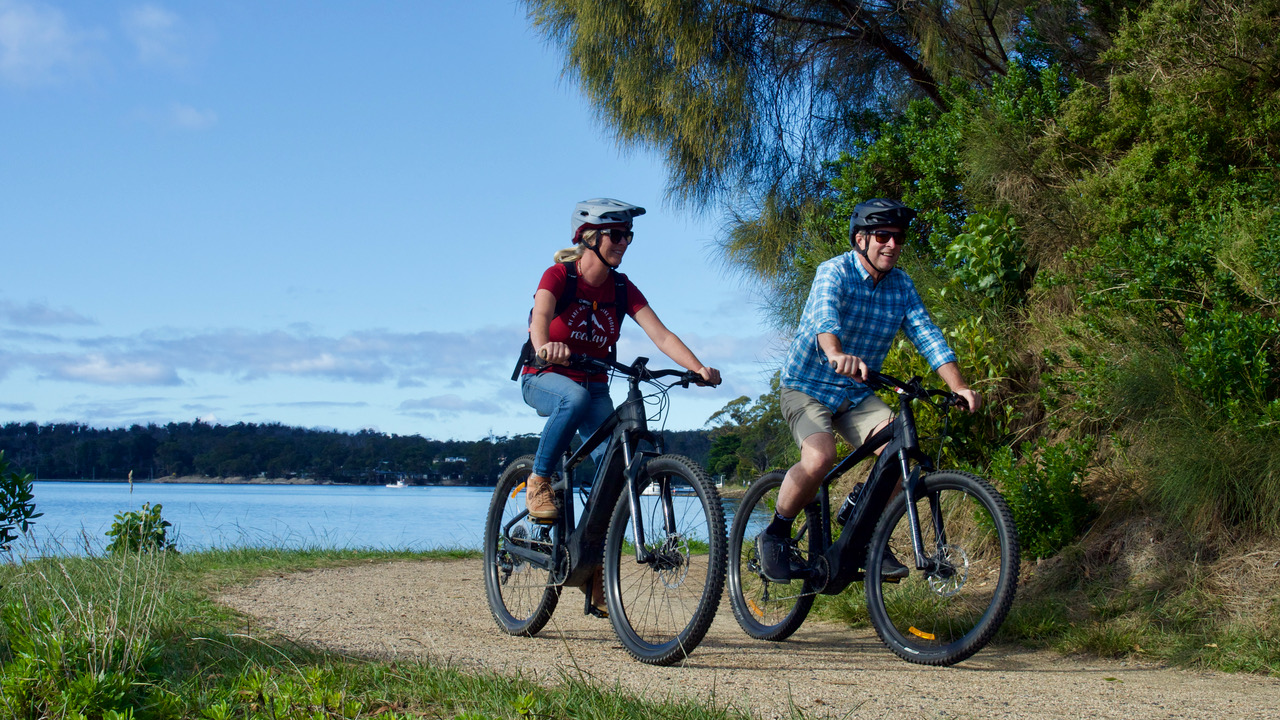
[532,0,1279,671]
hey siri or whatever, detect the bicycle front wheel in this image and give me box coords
[603,454,726,665]
[727,470,816,641]
[483,455,560,636]
[865,470,1019,665]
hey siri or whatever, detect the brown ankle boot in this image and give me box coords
[525,474,558,520]
[588,565,608,618]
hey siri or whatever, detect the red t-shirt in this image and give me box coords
[523,263,649,382]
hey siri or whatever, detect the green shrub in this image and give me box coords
[942,211,1028,307]
[987,438,1096,559]
[105,503,177,554]
[0,451,41,553]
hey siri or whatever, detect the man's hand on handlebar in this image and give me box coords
[537,342,571,366]
[954,387,982,413]
[827,352,870,382]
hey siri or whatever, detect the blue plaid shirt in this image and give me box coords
[781,252,957,410]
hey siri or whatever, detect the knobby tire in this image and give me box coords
[727,470,817,640]
[864,470,1019,666]
[483,454,560,636]
[603,454,726,665]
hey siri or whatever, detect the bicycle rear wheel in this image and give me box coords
[603,455,726,665]
[727,470,817,641]
[865,470,1019,665]
[483,455,560,636]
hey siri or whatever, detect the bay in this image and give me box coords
[19,481,495,556]
[16,481,741,557]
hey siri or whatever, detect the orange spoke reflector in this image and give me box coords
[511,481,526,499]
[748,598,764,619]
[908,626,936,640]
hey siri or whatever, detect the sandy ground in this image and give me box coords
[218,558,1280,720]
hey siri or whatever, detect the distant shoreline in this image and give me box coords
[34,476,490,487]
[36,476,337,485]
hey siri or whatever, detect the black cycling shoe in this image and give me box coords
[880,550,910,580]
[755,530,807,583]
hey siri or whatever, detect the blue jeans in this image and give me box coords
[521,372,614,478]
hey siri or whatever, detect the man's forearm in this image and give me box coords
[936,361,969,392]
[817,333,844,360]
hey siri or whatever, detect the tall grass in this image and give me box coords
[1102,340,1280,538]
[0,549,174,718]
[0,546,761,719]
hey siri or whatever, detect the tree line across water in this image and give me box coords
[0,421,712,486]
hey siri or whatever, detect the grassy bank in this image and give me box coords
[0,548,751,720]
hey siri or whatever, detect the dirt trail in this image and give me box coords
[218,559,1279,719]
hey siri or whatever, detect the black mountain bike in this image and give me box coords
[484,355,726,666]
[727,371,1019,666]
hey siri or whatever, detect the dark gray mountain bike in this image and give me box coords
[727,370,1019,666]
[484,355,726,666]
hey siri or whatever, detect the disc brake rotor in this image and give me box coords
[926,543,970,597]
[652,534,690,589]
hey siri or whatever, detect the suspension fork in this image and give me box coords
[622,430,654,564]
[899,450,930,570]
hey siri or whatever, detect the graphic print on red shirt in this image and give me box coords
[525,263,649,382]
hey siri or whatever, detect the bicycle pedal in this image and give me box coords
[528,516,555,525]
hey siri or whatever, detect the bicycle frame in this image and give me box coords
[499,357,683,590]
[802,379,948,595]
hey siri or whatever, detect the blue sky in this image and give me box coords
[0,1,785,440]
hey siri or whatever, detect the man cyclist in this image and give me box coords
[756,198,982,582]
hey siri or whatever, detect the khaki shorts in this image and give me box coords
[780,387,892,449]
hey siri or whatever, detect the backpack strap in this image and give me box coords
[513,263,630,379]
[554,261,579,316]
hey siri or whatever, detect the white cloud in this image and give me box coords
[0,298,95,326]
[48,354,181,386]
[0,401,34,412]
[399,395,505,416]
[0,0,92,86]
[55,396,171,423]
[121,3,185,66]
[168,101,216,129]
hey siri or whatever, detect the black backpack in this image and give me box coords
[511,262,629,380]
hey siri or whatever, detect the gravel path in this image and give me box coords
[218,558,1279,719]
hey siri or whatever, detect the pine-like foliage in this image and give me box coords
[523,1,1056,210]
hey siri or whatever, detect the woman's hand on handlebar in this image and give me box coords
[827,352,870,382]
[537,342,571,366]
[694,366,721,387]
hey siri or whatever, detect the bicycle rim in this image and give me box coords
[727,470,816,641]
[865,471,1019,665]
[483,455,560,636]
[604,455,726,665]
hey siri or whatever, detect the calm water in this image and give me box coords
[19,481,739,556]
[20,481,496,556]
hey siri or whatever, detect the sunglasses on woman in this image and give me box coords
[600,228,635,244]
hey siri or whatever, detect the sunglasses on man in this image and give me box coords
[866,229,906,244]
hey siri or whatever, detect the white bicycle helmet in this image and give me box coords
[571,198,646,243]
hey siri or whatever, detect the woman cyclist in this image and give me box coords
[516,197,721,616]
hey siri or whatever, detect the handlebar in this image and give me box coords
[545,353,719,388]
[853,369,969,411]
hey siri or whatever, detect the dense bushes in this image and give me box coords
[712,0,1279,554]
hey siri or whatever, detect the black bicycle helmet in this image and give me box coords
[849,198,917,237]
